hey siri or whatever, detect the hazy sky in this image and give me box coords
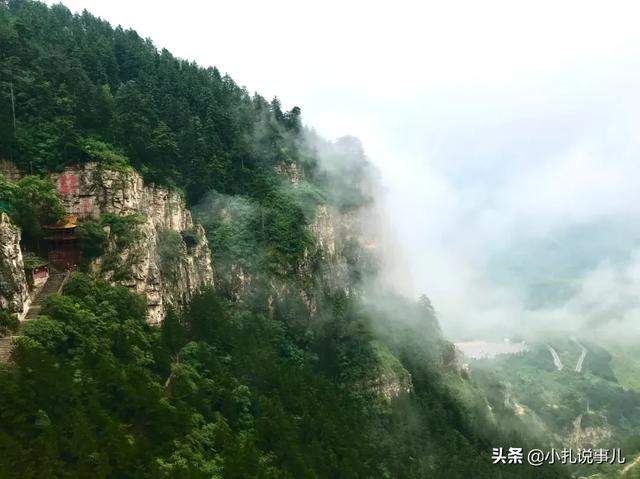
[49,0,640,338]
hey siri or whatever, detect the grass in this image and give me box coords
[610,345,640,392]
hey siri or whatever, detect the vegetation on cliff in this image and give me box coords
[0,173,63,249]
[0,0,304,204]
[0,1,571,477]
[0,274,566,478]
[471,339,640,477]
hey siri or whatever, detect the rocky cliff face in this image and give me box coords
[305,205,350,290]
[205,138,424,402]
[52,163,214,324]
[53,163,190,227]
[0,213,30,319]
[368,342,414,401]
[305,205,419,401]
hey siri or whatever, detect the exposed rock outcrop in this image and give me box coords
[568,413,613,450]
[371,369,414,402]
[293,202,381,316]
[53,163,190,228]
[0,213,30,319]
[220,138,420,402]
[52,163,213,324]
[305,205,351,291]
[274,161,302,184]
[369,342,414,402]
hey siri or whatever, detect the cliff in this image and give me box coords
[0,4,564,475]
[52,163,214,324]
[0,213,30,319]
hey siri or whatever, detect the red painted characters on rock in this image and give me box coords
[58,172,76,196]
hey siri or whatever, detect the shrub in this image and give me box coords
[180,228,199,249]
[257,190,315,275]
[77,214,144,264]
[23,255,48,271]
[76,214,145,279]
[0,175,64,250]
[80,137,131,171]
[76,220,109,261]
[100,213,145,249]
[22,254,48,289]
[157,228,184,282]
[0,310,19,338]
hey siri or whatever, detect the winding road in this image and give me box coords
[573,340,588,373]
[0,271,69,362]
[547,345,563,371]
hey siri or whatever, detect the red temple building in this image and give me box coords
[44,215,80,269]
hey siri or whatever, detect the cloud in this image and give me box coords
[50,0,640,341]
[518,252,640,341]
[368,67,640,340]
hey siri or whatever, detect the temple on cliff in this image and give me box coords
[44,215,80,269]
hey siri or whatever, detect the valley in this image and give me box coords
[463,336,640,477]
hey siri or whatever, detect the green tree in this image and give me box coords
[147,121,179,183]
[1,174,63,249]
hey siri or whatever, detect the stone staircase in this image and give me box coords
[0,336,13,362]
[0,271,68,362]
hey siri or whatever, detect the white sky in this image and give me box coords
[49,0,640,138]
[48,0,640,337]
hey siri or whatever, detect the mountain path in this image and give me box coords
[0,272,68,362]
[547,345,563,371]
[573,340,588,373]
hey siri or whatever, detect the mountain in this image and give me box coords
[488,217,640,310]
[0,1,569,477]
[470,337,640,478]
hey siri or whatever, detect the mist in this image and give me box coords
[370,66,640,341]
[51,0,640,342]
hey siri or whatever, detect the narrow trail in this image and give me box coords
[0,337,13,363]
[547,345,563,371]
[574,341,588,373]
[0,271,68,362]
[622,453,640,476]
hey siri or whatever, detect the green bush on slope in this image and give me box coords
[0,2,572,477]
[0,275,567,478]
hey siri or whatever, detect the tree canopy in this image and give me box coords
[0,2,572,478]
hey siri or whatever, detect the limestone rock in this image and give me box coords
[0,213,30,318]
[52,163,213,324]
[274,161,301,184]
[368,342,414,402]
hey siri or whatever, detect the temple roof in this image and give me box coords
[44,214,78,230]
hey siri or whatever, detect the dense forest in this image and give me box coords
[0,0,310,202]
[0,1,570,477]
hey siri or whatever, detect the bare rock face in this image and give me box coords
[305,205,354,292]
[370,368,414,402]
[300,203,380,304]
[52,163,191,228]
[0,213,30,318]
[52,163,213,324]
[368,342,414,402]
[567,414,613,450]
[274,161,301,184]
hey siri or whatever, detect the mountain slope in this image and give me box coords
[0,1,570,477]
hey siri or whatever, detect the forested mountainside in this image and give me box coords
[471,338,640,478]
[0,1,569,477]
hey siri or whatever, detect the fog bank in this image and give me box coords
[51,0,640,340]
